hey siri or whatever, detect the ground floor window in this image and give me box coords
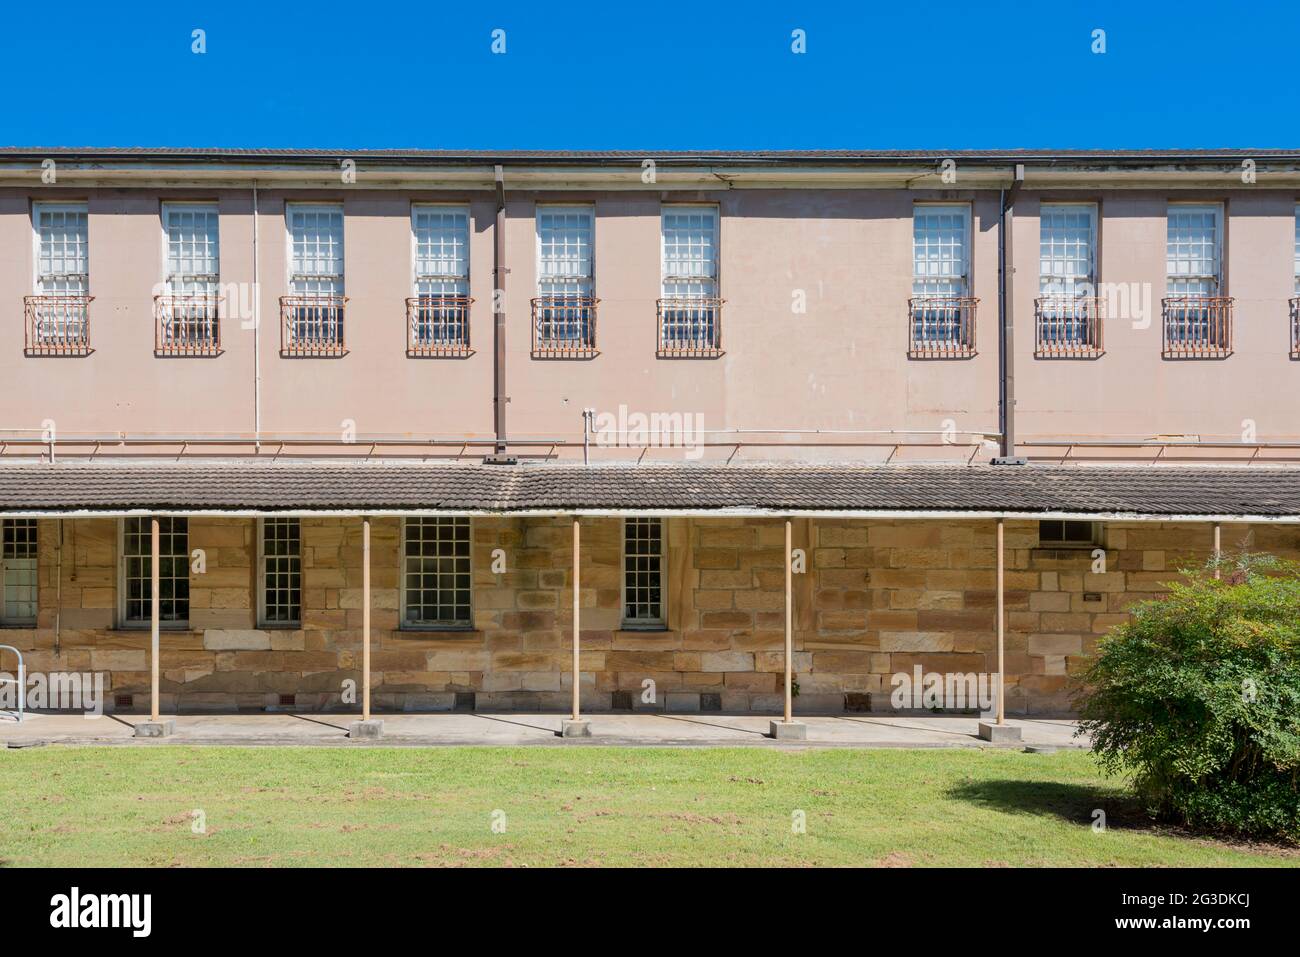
[1,519,38,625]
[259,518,301,626]
[121,517,189,625]
[623,517,665,627]
[403,517,472,628]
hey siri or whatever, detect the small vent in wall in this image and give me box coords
[610,690,633,711]
[115,694,133,710]
[278,694,296,707]
[454,692,476,711]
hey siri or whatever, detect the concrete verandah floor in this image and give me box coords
[1,711,1088,749]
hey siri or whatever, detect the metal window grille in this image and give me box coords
[27,204,91,354]
[157,204,220,355]
[533,207,597,355]
[1,519,38,625]
[1292,207,1299,358]
[283,206,346,355]
[1036,205,1102,356]
[122,517,189,625]
[623,517,664,626]
[260,518,301,625]
[1164,206,1231,358]
[409,207,472,355]
[658,207,722,355]
[910,206,975,356]
[403,517,471,627]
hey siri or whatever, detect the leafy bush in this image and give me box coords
[1076,552,1300,841]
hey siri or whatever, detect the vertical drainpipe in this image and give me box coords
[253,183,261,452]
[493,165,508,455]
[995,165,1025,464]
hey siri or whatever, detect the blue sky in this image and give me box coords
[2,0,1296,150]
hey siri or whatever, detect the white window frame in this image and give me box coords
[1039,203,1097,295]
[621,517,667,630]
[535,205,595,298]
[286,203,345,296]
[1,519,38,627]
[161,202,220,296]
[912,203,971,298]
[1293,204,1299,296]
[32,201,89,295]
[660,205,719,299]
[411,204,470,297]
[117,517,190,629]
[1166,203,1223,296]
[257,517,302,628]
[400,517,474,630]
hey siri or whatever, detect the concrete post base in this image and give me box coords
[133,719,176,738]
[560,719,592,738]
[977,721,1022,743]
[769,720,807,740]
[348,719,385,739]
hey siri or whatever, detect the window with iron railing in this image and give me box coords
[658,206,722,356]
[156,203,221,356]
[533,206,597,357]
[1036,204,1103,357]
[1164,204,1232,358]
[26,203,92,355]
[909,205,976,357]
[282,205,346,356]
[408,206,472,356]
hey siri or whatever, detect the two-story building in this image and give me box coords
[1,148,1298,734]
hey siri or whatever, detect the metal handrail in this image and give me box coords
[0,645,25,723]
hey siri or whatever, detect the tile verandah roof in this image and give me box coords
[0,462,1298,517]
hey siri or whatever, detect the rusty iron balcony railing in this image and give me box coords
[1162,296,1233,359]
[280,295,348,357]
[531,295,599,358]
[907,296,978,358]
[1291,298,1300,359]
[1034,296,1105,358]
[405,295,473,357]
[656,297,724,357]
[23,295,93,356]
[154,294,222,357]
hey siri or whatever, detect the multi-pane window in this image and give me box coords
[1037,204,1101,353]
[29,203,90,350]
[403,517,471,628]
[285,205,345,351]
[910,205,974,352]
[121,518,189,626]
[259,518,301,626]
[1038,520,1101,548]
[410,206,471,352]
[1,520,38,626]
[1293,205,1299,296]
[659,207,721,353]
[1167,205,1222,297]
[1293,207,1300,357]
[159,203,220,352]
[623,518,664,627]
[534,207,595,352]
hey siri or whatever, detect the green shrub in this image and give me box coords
[1076,552,1300,841]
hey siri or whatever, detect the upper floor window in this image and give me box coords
[157,203,221,356]
[409,206,472,356]
[258,518,301,627]
[1,519,38,627]
[120,517,189,627]
[533,206,596,357]
[402,517,472,629]
[623,518,665,628]
[283,204,346,356]
[909,204,976,357]
[1164,204,1231,358]
[658,206,722,357]
[1036,204,1102,357]
[1291,206,1299,358]
[26,202,91,355]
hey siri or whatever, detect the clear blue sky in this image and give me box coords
[3,0,1296,150]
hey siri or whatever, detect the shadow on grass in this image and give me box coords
[947,779,1151,831]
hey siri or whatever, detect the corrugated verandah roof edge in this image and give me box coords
[1,463,1298,519]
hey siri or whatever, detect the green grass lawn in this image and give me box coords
[1,746,1294,867]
